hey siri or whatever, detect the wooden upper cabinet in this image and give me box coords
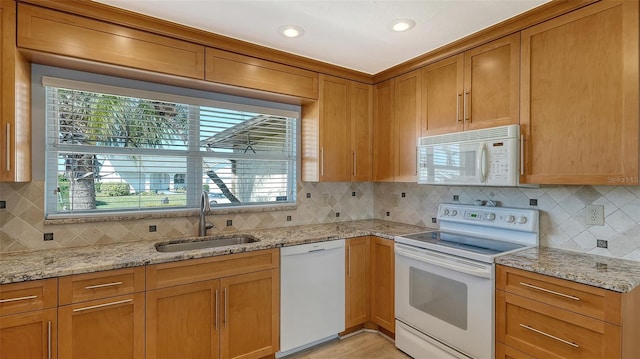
[394,69,421,182]
[421,54,464,136]
[17,3,205,79]
[520,0,639,185]
[1,0,30,183]
[350,82,373,182]
[421,34,519,136]
[319,75,351,181]
[372,79,395,182]
[205,48,318,99]
[302,74,372,182]
[463,33,520,131]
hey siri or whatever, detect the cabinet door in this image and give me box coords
[220,269,279,359]
[394,70,421,182]
[319,75,351,181]
[0,0,31,182]
[146,280,220,359]
[520,0,638,185]
[370,236,395,333]
[58,293,145,359]
[372,79,395,182]
[18,4,205,79]
[422,54,464,136]
[463,33,520,131]
[0,308,57,359]
[350,82,373,182]
[345,236,370,328]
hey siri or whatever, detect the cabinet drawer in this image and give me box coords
[495,341,535,359]
[17,4,205,79]
[496,265,621,324]
[0,278,58,316]
[59,267,145,305]
[205,48,318,99]
[147,249,279,289]
[496,290,621,359]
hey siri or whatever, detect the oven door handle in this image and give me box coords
[395,243,492,279]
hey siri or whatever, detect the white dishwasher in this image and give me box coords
[277,239,345,357]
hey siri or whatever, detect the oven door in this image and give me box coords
[395,242,494,359]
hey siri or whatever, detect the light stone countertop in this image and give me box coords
[0,220,430,285]
[495,246,640,293]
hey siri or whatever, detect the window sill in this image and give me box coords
[44,203,297,225]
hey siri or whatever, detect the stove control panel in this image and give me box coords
[438,203,538,232]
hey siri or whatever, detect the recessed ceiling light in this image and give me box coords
[278,25,304,38]
[390,19,416,32]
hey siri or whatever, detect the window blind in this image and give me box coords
[44,77,297,218]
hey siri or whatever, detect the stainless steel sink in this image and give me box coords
[155,235,259,252]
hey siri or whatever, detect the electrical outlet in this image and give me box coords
[391,194,399,207]
[453,195,459,202]
[431,217,437,223]
[529,199,538,206]
[43,233,54,241]
[597,239,608,248]
[226,219,233,227]
[586,204,605,225]
[149,225,157,232]
[0,200,6,209]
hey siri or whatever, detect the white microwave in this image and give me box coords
[417,124,520,186]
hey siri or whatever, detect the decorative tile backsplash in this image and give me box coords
[374,183,640,260]
[0,181,372,252]
[2,180,639,261]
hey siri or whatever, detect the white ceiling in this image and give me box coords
[94,0,549,75]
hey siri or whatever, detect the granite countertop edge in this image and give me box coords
[0,220,430,285]
[495,247,640,293]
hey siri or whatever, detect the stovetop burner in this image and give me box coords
[401,231,527,256]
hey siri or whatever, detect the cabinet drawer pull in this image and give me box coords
[464,90,470,123]
[320,147,324,177]
[456,93,462,123]
[5,123,10,171]
[519,282,580,301]
[215,289,219,331]
[520,324,579,348]
[84,281,123,290]
[47,320,52,359]
[73,299,132,312]
[353,151,357,177]
[224,288,228,327]
[0,295,38,303]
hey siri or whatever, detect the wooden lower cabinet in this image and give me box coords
[370,236,395,334]
[146,280,220,359]
[496,265,640,358]
[146,268,279,359]
[345,236,370,328]
[0,308,57,359]
[58,293,145,359]
[221,269,279,359]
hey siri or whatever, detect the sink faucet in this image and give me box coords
[199,191,214,236]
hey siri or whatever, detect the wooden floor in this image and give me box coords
[285,331,411,359]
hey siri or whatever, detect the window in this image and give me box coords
[44,77,297,219]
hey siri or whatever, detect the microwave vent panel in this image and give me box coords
[419,125,519,146]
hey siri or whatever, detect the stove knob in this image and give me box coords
[451,210,458,216]
[518,216,527,224]
[504,215,515,223]
[443,209,450,216]
[486,213,496,221]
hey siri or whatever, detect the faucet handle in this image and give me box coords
[202,191,211,212]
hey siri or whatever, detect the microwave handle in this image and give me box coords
[477,143,487,183]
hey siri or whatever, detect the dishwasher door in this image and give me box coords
[278,239,345,355]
